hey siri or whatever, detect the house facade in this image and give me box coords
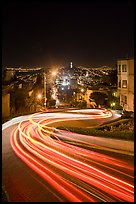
[117,58,134,112]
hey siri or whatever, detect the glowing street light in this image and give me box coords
[37,94,42,99]
[111,102,116,108]
[112,102,116,106]
[52,71,57,76]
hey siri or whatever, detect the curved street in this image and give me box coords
[2,109,134,202]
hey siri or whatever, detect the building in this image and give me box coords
[117,58,134,112]
[2,93,10,118]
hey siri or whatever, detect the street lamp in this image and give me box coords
[111,102,116,109]
[52,71,57,76]
[44,72,47,108]
[112,102,115,106]
[37,94,42,99]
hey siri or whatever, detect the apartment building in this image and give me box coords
[117,58,134,112]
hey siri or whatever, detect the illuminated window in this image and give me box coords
[122,80,127,88]
[122,64,127,72]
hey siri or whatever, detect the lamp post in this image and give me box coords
[44,72,47,108]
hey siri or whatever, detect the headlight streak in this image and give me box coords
[35,123,134,179]
[9,110,134,202]
[33,128,134,188]
[11,127,95,202]
[48,135,134,180]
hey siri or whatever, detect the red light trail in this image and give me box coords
[8,110,134,202]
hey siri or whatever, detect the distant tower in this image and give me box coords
[70,62,73,68]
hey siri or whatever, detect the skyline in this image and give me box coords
[2,1,134,68]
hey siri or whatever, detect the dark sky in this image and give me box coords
[2,1,134,68]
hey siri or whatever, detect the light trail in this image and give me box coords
[7,109,134,201]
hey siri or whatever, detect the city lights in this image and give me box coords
[52,71,57,76]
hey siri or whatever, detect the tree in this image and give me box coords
[34,74,43,88]
[48,99,56,108]
[107,92,121,109]
[10,89,28,112]
[78,101,87,109]
[70,101,87,109]
[90,92,107,106]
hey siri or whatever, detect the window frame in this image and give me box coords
[122,80,127,88]
[122,64,127,72]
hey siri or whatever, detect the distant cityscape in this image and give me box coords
[2,58,134,121]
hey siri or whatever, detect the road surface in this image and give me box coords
[2,109,134,202]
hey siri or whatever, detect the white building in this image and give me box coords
[117,58,134,112]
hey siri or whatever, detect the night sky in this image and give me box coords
[2,1,134,68]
